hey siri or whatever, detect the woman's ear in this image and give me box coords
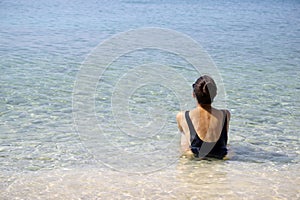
[192,92,196,98]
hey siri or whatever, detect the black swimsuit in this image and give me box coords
[185,110,228,159]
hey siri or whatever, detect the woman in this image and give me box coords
[176,75,230,159]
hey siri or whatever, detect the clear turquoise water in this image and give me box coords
[1,0,299,199]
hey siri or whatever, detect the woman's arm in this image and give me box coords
[176,111,184,132]
[176,111,194,158]
[225,110,231,133]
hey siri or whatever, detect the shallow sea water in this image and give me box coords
[1,0,300,199]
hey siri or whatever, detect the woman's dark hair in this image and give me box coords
[193,75,217,105]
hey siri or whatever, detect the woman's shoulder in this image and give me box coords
[222,109,231,120]
[208,107,231,121]
[176,109,194,125]
[176,110,188,122]
[215,108,231,122]
[176,111,183,122]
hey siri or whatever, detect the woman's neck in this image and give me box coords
[197,103,212,110]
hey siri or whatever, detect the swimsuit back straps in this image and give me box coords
[185,110,227,145]
[185,111,199,144]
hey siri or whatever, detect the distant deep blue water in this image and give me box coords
[1,0,299,199]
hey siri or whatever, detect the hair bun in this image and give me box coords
[193,75,217,104]
[204,82,216,96]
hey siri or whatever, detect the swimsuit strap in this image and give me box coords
[220,110,228,145]
[222,110,227,130]
[185,111,198,144]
